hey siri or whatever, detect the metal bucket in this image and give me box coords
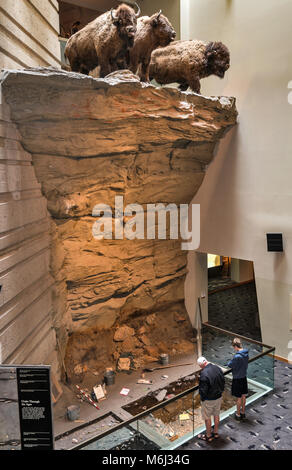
[159,353,169,366]
[104,369,115,385]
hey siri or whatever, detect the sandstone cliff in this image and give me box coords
[1,68,237,382]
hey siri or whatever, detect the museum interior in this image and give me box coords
[0,0,292,452]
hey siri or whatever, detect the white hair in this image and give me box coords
[197,356,208,366]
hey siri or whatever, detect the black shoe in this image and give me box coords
[234,413,241,421]
[240,413,246,420]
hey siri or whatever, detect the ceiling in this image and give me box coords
[59,0,141,12]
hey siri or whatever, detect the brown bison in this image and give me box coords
[149,40,230,93]
[64,3,141,77]
[127,11,176,82]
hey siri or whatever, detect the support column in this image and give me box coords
[231,258,254,283]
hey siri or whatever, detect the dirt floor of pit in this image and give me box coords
[53,352,200,448]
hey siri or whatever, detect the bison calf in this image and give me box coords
[65,3,140,78]
[128,11,176,82]
[150,40,230,93]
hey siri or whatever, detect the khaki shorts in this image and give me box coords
[201,397,223,420]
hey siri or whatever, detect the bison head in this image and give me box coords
[205,41,230,79]
[111,3,141,46]
[150,10,176,47]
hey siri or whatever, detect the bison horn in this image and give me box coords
[156,10,162,19]
[134,2,141,17]
[111,8,118,22]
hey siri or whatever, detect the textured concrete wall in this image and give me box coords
[231,259,254,283]
[0,0,61,69]
[0,83,57,372]
[0,0,61,372]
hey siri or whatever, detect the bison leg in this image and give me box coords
[179,83,189,92]
[68,58,89,75]
[125,50,131,69]
[99,61,112,78]
[139,59,150,83]
[189,78,201,94]
[109,57,118,73]
[118,50,130,70]
[115,59,125,70]
[80,66,90,75]
[69,58,81,73]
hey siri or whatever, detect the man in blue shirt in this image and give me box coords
[227,338,249,420]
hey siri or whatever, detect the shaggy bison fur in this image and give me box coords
[64,3,140,77]
[127,11,176,82]
[149,40,230,93]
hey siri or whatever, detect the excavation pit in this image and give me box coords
[122,373,200,415]
[122,376,258,444]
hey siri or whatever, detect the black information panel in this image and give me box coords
[16,367,54,450]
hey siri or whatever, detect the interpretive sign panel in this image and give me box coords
[0,366,54,450]
[16,367,54,450]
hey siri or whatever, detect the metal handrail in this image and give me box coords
[202,322,272,349]
[69,324,275,450]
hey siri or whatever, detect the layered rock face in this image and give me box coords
[1,68,237,382]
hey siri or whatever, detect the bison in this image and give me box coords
[64,3,141,78]
[149,39,230,93]
[127,11,176,82]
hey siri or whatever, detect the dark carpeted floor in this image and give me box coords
[208,277,237,293]
[208,281,262,342]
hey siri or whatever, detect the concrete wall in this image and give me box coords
[185,252,209,325]
[0,0,61,69]
[0,0,60,372]
[231,259,254,283]
[141,0,181,39]
[182,0,292,359]
[0,84,57,371]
